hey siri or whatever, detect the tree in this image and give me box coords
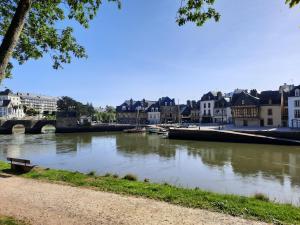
[25,107,39,116]
[0,0,299,81]
[57,96,95,116]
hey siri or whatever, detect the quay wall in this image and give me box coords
[168,129,300,146]
[55,125,135,134]
[234,130,300,141]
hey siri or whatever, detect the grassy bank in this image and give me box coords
[1,162,299,225]
[0,216,27,225]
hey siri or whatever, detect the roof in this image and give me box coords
[259,91,281,105]
[116,99,156,112]
[16,92,58,101]
[179,105,191,116]
[0,89,14,96]
[231,91,260,107]
[289,85,300,97]
[215,97,231,108]
[201,91,222,101]
[0,100,11,107]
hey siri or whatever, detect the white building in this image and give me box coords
[288,85,300,128]
[0,89,25,119]
[147,102,160,124]
[200,91,222,123]
[16,92,58,115]
[213,97,232,124]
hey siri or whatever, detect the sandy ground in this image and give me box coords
[0,175,269,225]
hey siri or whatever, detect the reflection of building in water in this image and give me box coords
[288,154,300,187]
[115,134,176,158]
[184,141,300,188]
[0,134,26,158]
[185,143,232,167]
[55,134,93,154]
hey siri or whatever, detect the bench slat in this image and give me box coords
[7,157,30,164]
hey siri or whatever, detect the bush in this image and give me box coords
[87,171,95,176]
[144,178,150,183]
[254,193,269,202]
[113,174,119,178]
[123,174,137,181]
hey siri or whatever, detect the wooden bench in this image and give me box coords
[7,157,34,172]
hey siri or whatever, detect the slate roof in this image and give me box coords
[231,91,260,107]
[180,105,191,116]
[201,91,222,101]
[259,91,281,105]
[0,100,11,107]
[289,85,300,97]
[116,99,156,112]
[0,89,13,96]
[215,97,231,108]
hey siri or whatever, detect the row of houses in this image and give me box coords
[0,89,58,119]
[116,83,300,128]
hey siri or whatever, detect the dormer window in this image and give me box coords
[122,106,126,110]
[242,100,245,105]
[268,99,272,105]
[295,89,300,97]
[165,102,167,106]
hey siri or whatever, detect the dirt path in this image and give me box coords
[0,175,268,225]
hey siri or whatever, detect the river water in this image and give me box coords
[0,132,300,205]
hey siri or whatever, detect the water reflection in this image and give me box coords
[0,132,300,204]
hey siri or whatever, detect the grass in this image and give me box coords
[0,216,28,225]
[1,161,300,225]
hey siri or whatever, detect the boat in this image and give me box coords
[147,127,161,134]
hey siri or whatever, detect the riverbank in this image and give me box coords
[0,162,299,224]
[0,216,27,225]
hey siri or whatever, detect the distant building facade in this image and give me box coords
[200,91,222,123]
[259,91,282,127]
[231,91,260,127]
[0,89,24,119]
[147,102,160,124]
[116,99,155,124]
[288,85,300,128]
[213,97,232,124]
[190,100,200,123]
[16,92,58,115]
[159,97,178,123]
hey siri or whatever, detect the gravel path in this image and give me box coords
[0,175,268,225]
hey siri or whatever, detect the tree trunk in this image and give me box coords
[0,0,32,81]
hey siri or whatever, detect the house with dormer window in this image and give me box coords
[259,91,282,127]
[288,85,300,128]
[200,91,222,123]
[231,91,260,127]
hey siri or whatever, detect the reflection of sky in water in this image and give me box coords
[1,132,300,205]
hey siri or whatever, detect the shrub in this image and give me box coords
[87,171,95,176]
[144,178,150,183]
[123,174,137,181]
[113,174,119,178]
[104,173,112,177]
[254,193,269,202]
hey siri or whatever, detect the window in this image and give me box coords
[268,99,272,105]
[295,110,300,118]
[268,109,272,116]
[242,100,245,105]
[208,110,211,115]
[295,100,300,107]
[208,103,211,108]
[267,118,273,126]
[296,89,300,97]
[204,103,206,108]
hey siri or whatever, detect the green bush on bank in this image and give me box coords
[0,161,299,225]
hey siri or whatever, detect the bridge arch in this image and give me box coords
[12,124,26,134]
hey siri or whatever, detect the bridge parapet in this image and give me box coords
[0,120,56,134]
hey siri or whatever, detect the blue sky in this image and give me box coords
[2,0,300,106]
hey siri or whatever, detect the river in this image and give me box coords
[0,132,300,205]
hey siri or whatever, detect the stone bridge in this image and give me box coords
[0,120,56,134]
